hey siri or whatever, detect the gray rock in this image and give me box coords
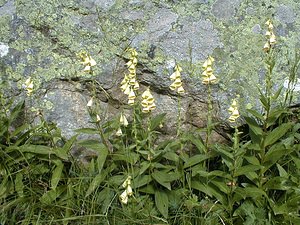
[161,18,222,62]
[212,0,242,20]
[0,42,9,57]
[275,5,295,24]
[0,0,15,16]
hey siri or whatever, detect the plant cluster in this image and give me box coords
[1,20,300,225]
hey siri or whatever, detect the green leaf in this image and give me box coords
[15,173,24,197]
[234,165,261,177]
[51,160,64,190]
[85,164,115,197]
[138,161,151,175]
[150,113,166,131]
[264,123,292,147]
[155,190,168,218]
[276,163,288,178]
[185,133,206,153]
[40,186,66,205]
[9,100,25,124]
[152,170,172,190]
[183,154,209,168]
[211,180,230,194]
[247,109,264,121]
[96,146,108,173]
[263,143,292,171]
[74,128,99,134]
[20,145,54,155]
[132,175,152,188]
[244,116,263,137]
[263,176,289,190]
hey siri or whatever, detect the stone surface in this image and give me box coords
[1,0,300,140]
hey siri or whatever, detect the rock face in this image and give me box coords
[1,0,300,140]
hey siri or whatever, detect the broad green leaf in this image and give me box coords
[211,180,230,194]
[271,86,283,100]
[183,154,209,168]
[292,155,300,170]
[139,161,151,175]
[9,100,24,124]
[132,175,152,188]
[244,116,263,136]
[96,146,108,173]
[15,172,24,197]
[264,123,292,147]
[150,113,166,131]
[191,181,226,204]
[263,176,289,190]
[247,109,264,121]
[263,143,292,171]
[85,164,115,197]
[276,164,288,178]
[185,133,206,153]
[51,161,64,190]
[40,186,66,205]
[155,190,168,218]
[163,152,179,163]
[244,156,260,166]
[152,170,171,190]
[234,165,261,177]
[74,128,99,134]
[20,145,54,155]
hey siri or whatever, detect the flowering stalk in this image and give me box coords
[201,56,217,152]
[169,64,185,136]
[120,48,139,106]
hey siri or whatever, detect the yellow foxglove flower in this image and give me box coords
[79,52,97,72]
[96,114,101,122]
[122,176,132,188]
[24,77,34,96]
[116,128,123,136]
[202,56,217,85]
[133,81,139,90]
[228,99,240,123]
[87,98,93,107]
[120,113,129,127]
[120,189,128,204]
[128,89,136,100]
[177,86,185,94]
[169,64,185,94]
[128,99,135,105]
[141,88,156,113]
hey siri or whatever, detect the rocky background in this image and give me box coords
[0,0,300,141]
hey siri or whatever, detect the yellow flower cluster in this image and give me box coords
[23,77,34,96]
[120,48,140,105]
[263,20,276,52]
[116,113,129,136]
[120,176,133,204]
[169,65,185,94]
[228,99,240,123]
[202,56,217,85]
[141,88,156,113]
[78,52,97,72]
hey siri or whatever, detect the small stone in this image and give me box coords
[0,42,9,57]
[275,5,295,24]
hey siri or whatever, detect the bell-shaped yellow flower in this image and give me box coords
[169,64,185,94]
[141,88,156,113]
[202,56,217,85]
[228,99,240,123]
[120,113,129,127]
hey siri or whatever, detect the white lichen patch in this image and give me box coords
[0,42,9,57]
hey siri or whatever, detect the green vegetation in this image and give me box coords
[1,20,300,225]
